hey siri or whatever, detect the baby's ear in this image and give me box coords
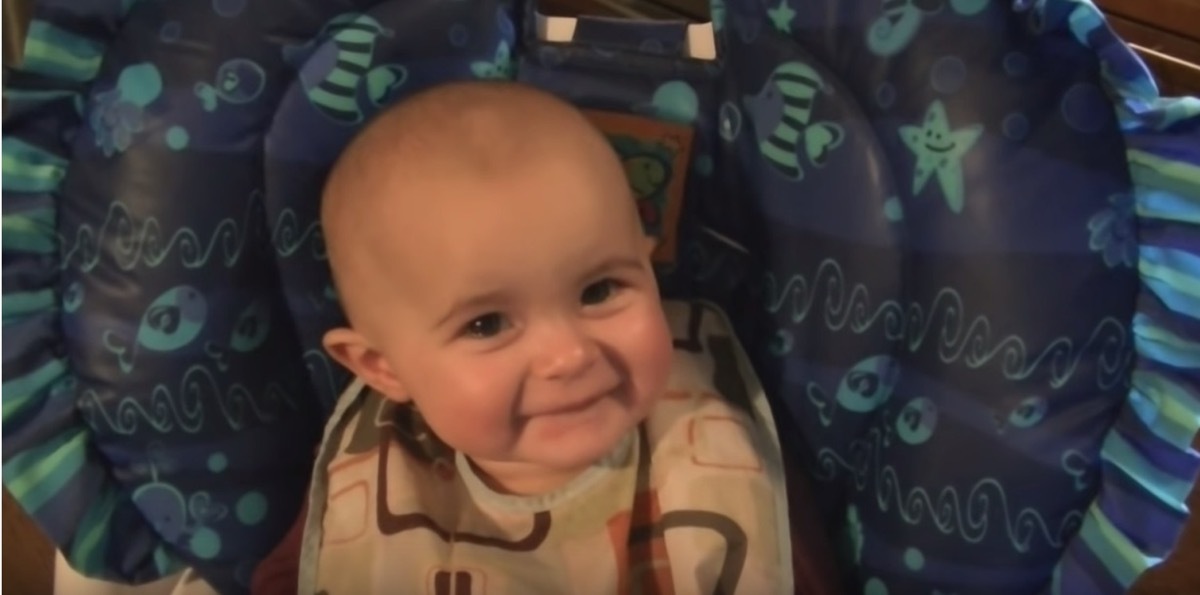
[322,327,409,403]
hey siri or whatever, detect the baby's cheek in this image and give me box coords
[425,363,519,434]
[628,308,675,396]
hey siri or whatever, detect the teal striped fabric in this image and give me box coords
[21,21,106,83]
[1,0,186,583]
[1050,0,1200,592]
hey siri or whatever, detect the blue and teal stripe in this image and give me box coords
[1049,1,1200,592]
[1,0,184,583]
[1134,317,1200,369]
[1,207,57,255]
[1127,369,1200,452]
[2,429,90,515]
[0,358,67,421]
[1096,460,1189,554]
[20,21,106,83]
[2,138,68,193]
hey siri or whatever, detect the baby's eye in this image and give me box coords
[581,279,618,306]
[463,313,509,339]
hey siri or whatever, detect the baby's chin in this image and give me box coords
[468,435,632,496]
[542,425,635,468]
[532,420,641,475]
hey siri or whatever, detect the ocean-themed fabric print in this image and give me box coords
[866,0,990,57]
[89,63,163,156]
[282,13,397,125]
[102,285,208,374]
[194,58,267,112]
[471,6,516,80]
[744,61,845,181]
[133,445,228,561]
[5,1,1197,594]
[1088,193,1137,268]
[471,40,514,80]
[899,99,982,213]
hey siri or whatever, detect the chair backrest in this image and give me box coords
[3,0,1198,593]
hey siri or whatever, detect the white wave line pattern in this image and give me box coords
[762,259,1133,389]
[78,364,301,435]
[814,427,1085,553]
[59,195,266,272]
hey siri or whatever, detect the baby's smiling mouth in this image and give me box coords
[539,384,621,418]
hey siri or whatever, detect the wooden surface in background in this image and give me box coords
[1096,0,1200,97]
[1094,0,1200,45]
[1131,481,1200,594]
[2,0,30,67]
[4,489,56,595]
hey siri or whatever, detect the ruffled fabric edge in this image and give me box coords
[2,0,188,583]
[1045,0,1200,592]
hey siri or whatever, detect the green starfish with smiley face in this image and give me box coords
[900,99,983,214]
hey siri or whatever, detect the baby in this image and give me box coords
[253,81,842,594]
[319,80,676,498]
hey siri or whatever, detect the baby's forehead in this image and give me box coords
[323,83,633,254]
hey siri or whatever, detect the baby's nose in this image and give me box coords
[533,322,599,380]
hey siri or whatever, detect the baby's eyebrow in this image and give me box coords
[435,290,508,329]
[433,257,643,328]
[582,257,643,280]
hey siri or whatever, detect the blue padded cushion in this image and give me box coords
[4,0,1199,593]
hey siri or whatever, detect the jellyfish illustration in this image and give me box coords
[194,58,267,112]
[102,285,208,373]
[205,298,271,371]
[132,445,228,560]
[89,63,163,156]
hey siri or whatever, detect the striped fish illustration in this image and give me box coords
[283,13,394,125]
[743,61,845,181]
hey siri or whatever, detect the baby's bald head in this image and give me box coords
[321,81,637,327]
[325,81,601,191]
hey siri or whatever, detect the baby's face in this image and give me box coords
[360,145,673,494]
